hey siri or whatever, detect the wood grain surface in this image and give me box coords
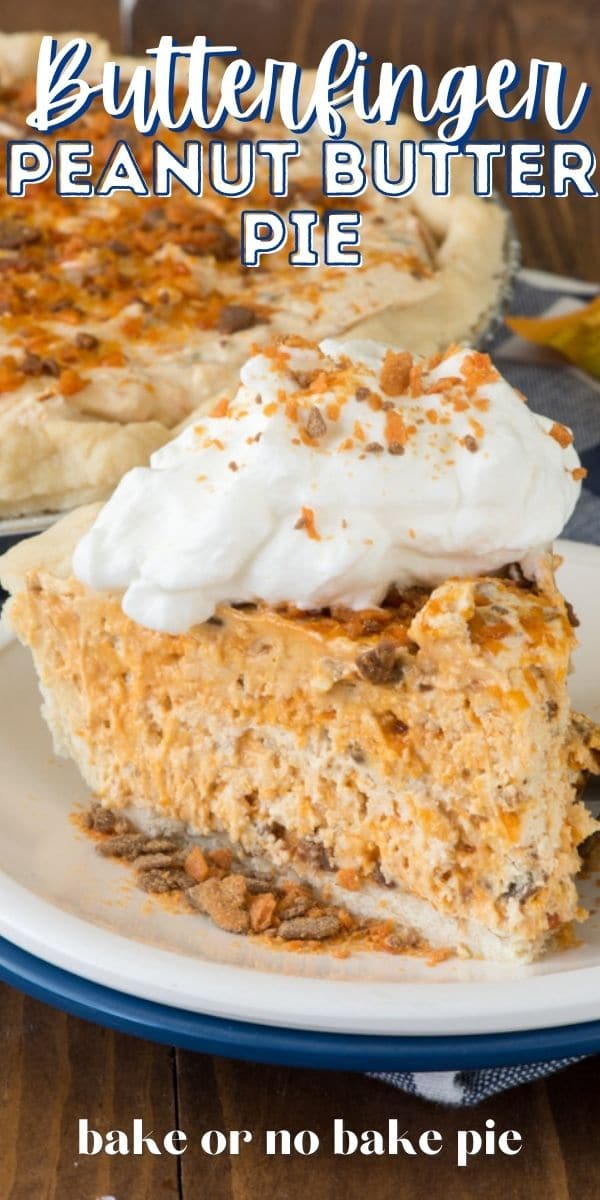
[0,983,599,1199]
[133,0,600,282]
[0,2,598,1197]
[3,0,598,279]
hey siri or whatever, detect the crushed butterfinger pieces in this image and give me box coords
[549,421,574,448]
[295,506,320,540]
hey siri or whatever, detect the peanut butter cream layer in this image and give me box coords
[4,544,598,961]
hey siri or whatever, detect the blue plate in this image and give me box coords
[1,935,600,1069]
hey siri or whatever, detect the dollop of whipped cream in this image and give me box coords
[73,338,583,634]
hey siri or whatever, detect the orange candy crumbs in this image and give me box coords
[59,368,86,396]
[296,507,321,540]
[461,351,499,394]
[210,397,230,418]
[384,409,408,448]
[469,417,485,440]
[379,350,413,396]
[0,356,22,394]
[409,363,424,398]
[549,422,574,448]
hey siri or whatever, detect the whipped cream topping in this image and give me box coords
[72,338,583,634]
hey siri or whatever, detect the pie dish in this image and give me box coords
[0,31,512,518]
[1,336,598,963]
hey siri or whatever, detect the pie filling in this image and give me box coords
[4,559,598,962]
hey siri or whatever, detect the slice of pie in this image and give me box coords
[1,338,598,961]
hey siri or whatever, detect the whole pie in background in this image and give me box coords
[0,32,511,518]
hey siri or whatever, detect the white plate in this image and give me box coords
[0,539,599,1038]
[0,514,57,539]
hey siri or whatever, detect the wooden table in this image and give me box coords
[1,3,599,1197]
[5,0,600,281]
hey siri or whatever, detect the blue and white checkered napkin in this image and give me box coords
[492,269,600,546]
[373,267,600,1106]
[371,1057,585,1106]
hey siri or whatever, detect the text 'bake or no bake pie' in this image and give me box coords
[0,31,510,517]
[2,338,598,962]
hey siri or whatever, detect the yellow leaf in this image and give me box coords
[506,296,600,379]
